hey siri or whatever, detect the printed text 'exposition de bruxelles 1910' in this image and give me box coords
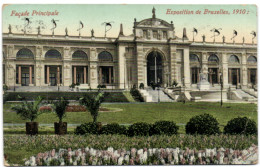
[166,9,250,15]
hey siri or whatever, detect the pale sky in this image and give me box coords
[2,4,257,43]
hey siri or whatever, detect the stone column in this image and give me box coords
[89,48,98,88]
[57,66,60,85]
[29,66,32,85]
[228,69,232,84]
[183,48,191,88]
[74,66,77,84]
[118,44,126,89]
[18,66,21,84]
[47,66,50,85]
[241,53,247,88]
[237,68,240,85]
[169,45,177,85]
[201,52,208,73]
[6,62,15,87]
[248,69,251,83]
[109,67,112,84]
[99,67,102,84]
[137,45,144,87]
[84,67,87,84]
[222,53,229,88]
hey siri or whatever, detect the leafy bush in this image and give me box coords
[101,123,127,135]
[150,121,179,135]
[74,122,99,135]
[172,80,178,87]
[11,96,44,122]
[97,84,106,89]
[3,84,8,91]
[127,122,151,136]
[139,83,144,89]
[79,92,104,123]
[130,87,144,102]
[185,114,220,135]
[224,117,257,135]
[51,97,69,122]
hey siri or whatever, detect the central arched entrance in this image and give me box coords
[147,51,163,86]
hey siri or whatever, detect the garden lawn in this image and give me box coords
[4,102,257,133]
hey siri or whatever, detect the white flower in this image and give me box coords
[118,156,124,165]
[160,158,165,165]
[107,147,114,153]
[60,162,65,166]
[143,151,148,162]
[137,149,143,155]
[85,147,89,152]
[206,149,210,157]
[198,152,202,158]
[148,149,153,156]
[73,161,77,166]
[24,160,30,166]
[124,155,129,163]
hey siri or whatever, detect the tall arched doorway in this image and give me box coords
[147,51,163,86]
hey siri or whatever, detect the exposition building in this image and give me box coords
[2,8,257,95]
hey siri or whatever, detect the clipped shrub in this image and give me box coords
[224,117,257,135]
[139,83,144,89]
[150,121,179,135]
[127,122,151,136]
[130,87,144,102]
[185,113,220,135]
[101,123,127,135]
[74,122,99,135]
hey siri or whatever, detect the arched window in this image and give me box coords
[208,54,219,63]
[17,48,34,59]
[72,50,88,59]
[98,51,113,61]
[45,49,62,59]
[229,55,239,63]
[248,55,257,63]
[190,54,200,62]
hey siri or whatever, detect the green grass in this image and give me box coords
[4,102,257,133]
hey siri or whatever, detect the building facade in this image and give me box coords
[2,9,257,91]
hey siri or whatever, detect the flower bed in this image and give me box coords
[24,145,258,165]
[39,105,112,112]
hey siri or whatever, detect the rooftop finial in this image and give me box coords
[119,23,124,36]
[8,24,12,34]
[91,29,95,37]
[65,27,68,36]
[182,28,187,40]
[152,7,156,19]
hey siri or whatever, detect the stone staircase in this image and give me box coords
[233,89,257,102]
[145,88,174,102]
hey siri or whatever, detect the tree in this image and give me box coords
[51,97,69,123]
[12,96,43,122]
[79,92,104,123]
[11,96,44,135]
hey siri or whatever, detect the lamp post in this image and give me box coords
[182,77,185,104]
[157,86,160,103]
[219,70,223,106]
[154,51,157,85]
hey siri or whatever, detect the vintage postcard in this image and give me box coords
[2,4,258,166]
